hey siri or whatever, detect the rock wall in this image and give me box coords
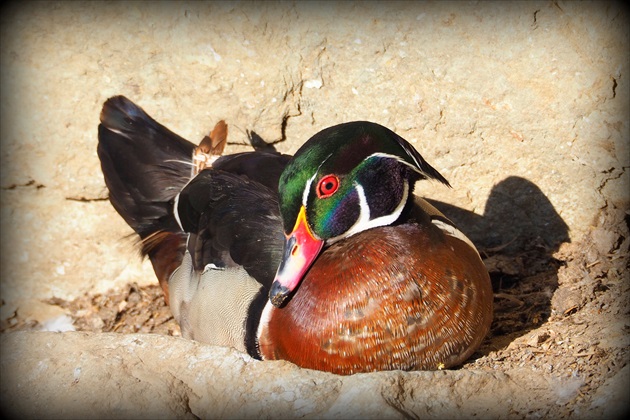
[1,2,628,418]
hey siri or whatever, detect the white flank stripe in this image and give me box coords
[431,219,480,256]
[173,192,184,231]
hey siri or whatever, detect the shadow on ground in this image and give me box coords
[430,176,570,357]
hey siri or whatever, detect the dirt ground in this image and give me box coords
[2,176,628,418]
[1,2,629,418]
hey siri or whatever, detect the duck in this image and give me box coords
[97,95,493,375]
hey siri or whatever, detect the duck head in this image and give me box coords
[269,121,450,307]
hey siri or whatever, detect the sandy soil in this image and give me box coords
[3,201,628,418]
[1,1,628,418]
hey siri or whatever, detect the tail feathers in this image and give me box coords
[97,96,197,294]
[97,96,195,238]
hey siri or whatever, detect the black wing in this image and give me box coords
[177,167,287,290]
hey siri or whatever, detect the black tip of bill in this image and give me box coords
[269,281,291,308]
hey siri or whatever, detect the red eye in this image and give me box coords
[316,174,340,199]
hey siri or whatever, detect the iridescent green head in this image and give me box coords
[278,121,450,241]
[269,121,449,307]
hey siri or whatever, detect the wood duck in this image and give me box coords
[98,96,493,375]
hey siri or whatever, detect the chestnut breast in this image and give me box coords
[258,222,493,375]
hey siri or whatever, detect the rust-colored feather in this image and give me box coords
[141,230,187,303]
[259,223,493,375]
[193,120,228,175]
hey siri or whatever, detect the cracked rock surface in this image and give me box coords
[1,2,628,419]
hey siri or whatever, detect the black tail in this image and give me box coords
[97,96,195,295]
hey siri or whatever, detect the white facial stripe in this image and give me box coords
[302,172,318,207]
[339,183,371,239]
[367,152,431,179]
[329,181,410,243]
[302,153,334,207]
[431,219,480,256]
